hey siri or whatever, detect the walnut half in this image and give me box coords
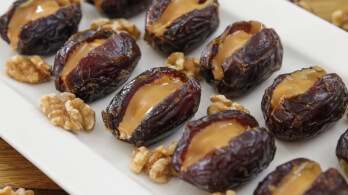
[0,187,34,195]
[207,94,250,115]
[5,55,51,84]
[166,52,202,79]
[212,190,236,195]
[39,92,95,131]
[91,18,141,40]
[332,7,348,31]
[129,141,178,184]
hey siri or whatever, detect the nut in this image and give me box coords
[102,67,201,147]
[200,20,283,98]
[166,52,202,79]
[129,141,178,184]
[332,7,348,31]
[254,158,348,195]
[39,92,95,131]
[207,94,250,115]
[172,110,276,192]
[91,18,141,40]
[144,0,219,55]
[0,187,34,195]
[5,55,51,84]
[289,0,314,12]
[212,190,236,195]
[54,27,141,102]
[0,0,81,55]
[262,66,348,141]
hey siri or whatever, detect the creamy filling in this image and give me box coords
[270,162,322,195]
[182,119,248,170]
[94,0,103,11]
[118,76,184,139]
[151,0,214,35]
[61,39,106,79]
[212,21,263,80]
[271,66,327,109]
[8,0,72,51]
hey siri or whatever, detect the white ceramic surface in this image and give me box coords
[1,0,348,194]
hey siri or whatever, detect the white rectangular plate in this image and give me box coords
[1,0,348,194]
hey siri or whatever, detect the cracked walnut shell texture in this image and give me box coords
[91,18,141,40]
[5,55,51,84]
[130,141,178,184]
[39,92,95,131]
[0,187,34,195]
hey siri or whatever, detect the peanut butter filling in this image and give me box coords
[61,39,106,79]
[212,21,264,80]
[339,159,348,177]
[271,66,327,109]
[182,119,248,170]
[270,162,322,195]
[151,0,214,35]
[8,0,72,51]
[94,0,103,11]
[118,76,184,139]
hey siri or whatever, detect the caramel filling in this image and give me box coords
[151,0,214,35]
[118,76,184,139]
[94,0,103,11]
[270,162,322,195]
[339,159,348,177]
[8,0,71,51]
[271,66,327,109]
[61,39,106,79]
[182,119,248,170]
[212,21,263,80]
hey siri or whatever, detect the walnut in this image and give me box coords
[207,94,250,115]
[5,55,51,84]
[129,141,178,184]
[0,187,34,195]
[332,7,348,31]
[212,190,236,195]
[39,92,95,131]
[289,0,314,13]
[91,18,141,40]
[166,52,202,79]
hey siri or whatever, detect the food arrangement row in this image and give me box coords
[1,0,348,194]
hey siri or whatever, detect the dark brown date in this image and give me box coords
[254,158,348,195]
[262,66,348,141]
[144,0,219,56]
[54,27,141,102]
[172,110,276,192]
[200,20,283,98]
[336,129,348,177]
[0,0,81,55]
[102,67,201,147]
[85,0,152,18]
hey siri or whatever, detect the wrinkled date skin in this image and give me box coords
[262,68,348,141]
[200,21,283,98]
[86,0,152,18]
[172,110,276,192]
[254,158,348,195]
[336,129,348,177]
[0,0,82,55]
[144,0,219,56]
[54,27,141,102]
[102,67,201,147]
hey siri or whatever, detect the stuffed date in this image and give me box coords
[0,0,82,55]
[200,20,283,98]
[102,67,201,147]
[85,0,152,18]
[172,110,276,192]
[336,129,348,177]
[144,0,219,56]
[262,66,348,141]
[54,27,141,102]
[254,158,348,195]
